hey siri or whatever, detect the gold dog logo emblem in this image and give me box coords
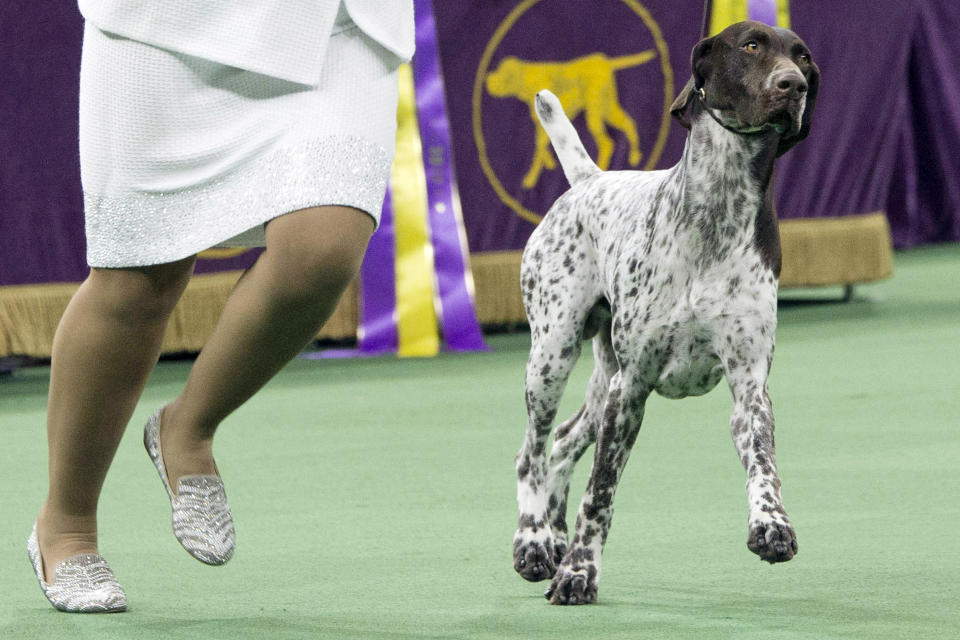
[473,0,673,223]
[486,50,657,188]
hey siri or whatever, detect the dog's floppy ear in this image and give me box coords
[670,36,714,129]
[776,58,820,156]
[670,77,697,130]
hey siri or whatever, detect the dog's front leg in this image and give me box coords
[725,357,797,563]
[546,370,649,605]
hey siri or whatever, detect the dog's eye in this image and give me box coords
[798,53,811,64]
[742,41,759,52]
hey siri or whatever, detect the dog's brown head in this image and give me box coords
[671,21,820,156]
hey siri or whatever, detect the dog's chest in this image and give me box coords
[624,252,774,399]
[652,326,724,399]
[645,282,726,399]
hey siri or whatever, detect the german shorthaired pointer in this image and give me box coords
[512,21,820,605]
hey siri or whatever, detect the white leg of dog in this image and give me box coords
[726,365,797,562]
[543,327,617,564]
[514,331,585,582]
[546,368,650,605]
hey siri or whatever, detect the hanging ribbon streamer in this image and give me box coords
[391,62,441,357]
[356,0,486,357]
[710,0,789,35]
[357,64,437,357]
[412,0,488,353]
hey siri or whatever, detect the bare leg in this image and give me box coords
[158,206,374,491]
[36,256,196,582]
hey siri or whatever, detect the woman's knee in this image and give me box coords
[271,239,367,301]
[88,255,196,320]
[264,206,374,299]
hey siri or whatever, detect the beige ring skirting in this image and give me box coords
[79,10,399,268]
[1,213,895,358]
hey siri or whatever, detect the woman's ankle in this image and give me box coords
[157,402,218,489]
[36,504,99,582]
[161,398,218,444]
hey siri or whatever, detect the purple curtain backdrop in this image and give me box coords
[432,0,960,252]
[2,1,959,288]
[2,3,86,286]
[784,0,960,248]
[0,2,260,287]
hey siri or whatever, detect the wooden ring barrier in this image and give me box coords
[0,212,893,358]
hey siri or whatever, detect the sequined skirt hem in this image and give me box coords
[84,135,390,268]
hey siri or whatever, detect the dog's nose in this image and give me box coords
[772,70,807,98]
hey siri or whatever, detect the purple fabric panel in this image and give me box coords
[4,1,960,292]
[1,4,86,285]
[434,0,960,253]
[782,0,960,248]
[193,250,261,274]
[775,1,918,227]
[885,89,920,248]
[747,0,778,25]
[358,188,398,354]
[892,1,960,246]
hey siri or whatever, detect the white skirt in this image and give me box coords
[79,9,399,268]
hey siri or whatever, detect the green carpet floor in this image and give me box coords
[2,245,958,639]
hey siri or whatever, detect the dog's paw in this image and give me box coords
[747,521,798,563]
[544,562,598,605]
[513,537,557,582]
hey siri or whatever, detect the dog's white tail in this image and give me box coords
[534,89,601,186]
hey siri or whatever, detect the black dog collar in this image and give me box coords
[695,87,784,136]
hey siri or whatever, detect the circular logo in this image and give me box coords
[473,0,673,224]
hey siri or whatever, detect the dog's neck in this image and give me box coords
[672,107,782,274]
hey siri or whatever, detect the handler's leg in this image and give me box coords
[36,256,196,582]
[158,206,374,488]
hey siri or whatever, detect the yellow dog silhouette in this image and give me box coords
[486,50,656,188]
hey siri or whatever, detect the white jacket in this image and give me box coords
[77,0,415,85]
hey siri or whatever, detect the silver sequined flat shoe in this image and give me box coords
[27,523,127,613]
[144,407,235,565]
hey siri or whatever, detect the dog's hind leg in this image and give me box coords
[514,280,600,582]
[514,331,583,581]
[546,363,650,605]
[544,319,616,566]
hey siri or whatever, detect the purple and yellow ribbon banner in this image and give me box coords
[356,0,487,357]
[709,0,790,34]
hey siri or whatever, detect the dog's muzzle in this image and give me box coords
[767,69,808,135]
